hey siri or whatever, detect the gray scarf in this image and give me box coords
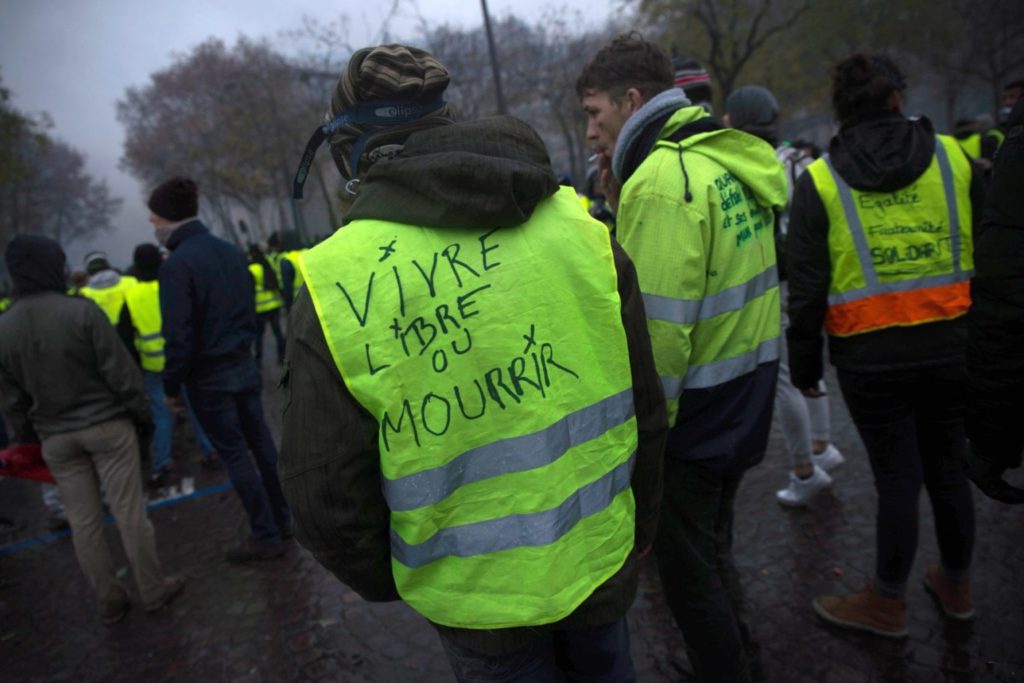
[612,89,690,183]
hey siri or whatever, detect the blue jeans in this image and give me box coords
[438,618,636,683]
[187,360,290,542]
[143,370,215,473]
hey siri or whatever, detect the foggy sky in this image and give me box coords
[0,0,608,269]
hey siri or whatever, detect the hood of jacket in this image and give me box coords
[345,115,559,230]
[6,234,67,296]
[86,269,125,289]
[829,111,936,193]
[653,107,788,212]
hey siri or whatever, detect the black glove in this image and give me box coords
[964,443,1024,505]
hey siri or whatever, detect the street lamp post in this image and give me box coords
[480,0,508,115]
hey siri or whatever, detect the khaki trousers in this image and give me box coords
[42,418,166,606]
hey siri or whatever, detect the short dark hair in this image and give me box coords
[576,33,674,101]
[831,53,907,125]
[1005,79,1024,92]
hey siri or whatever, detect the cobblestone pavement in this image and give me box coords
[1,359,1022,682]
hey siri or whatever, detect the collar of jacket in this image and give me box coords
[165,219,208,251]
[614,96,715,185]
[86,269,123,289]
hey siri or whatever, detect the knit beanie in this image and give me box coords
[326,44,455,179]
[147,177,198,222]
[725,86,779,143]
[132,243,163,281]
[672,57,712,106]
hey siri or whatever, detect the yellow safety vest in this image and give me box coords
[302,186,637,629]
[808,134,973,337]
[270,250,306,301]
[249,263,283,314]
[983,128,1005,154]
[123,280,165,372]
[81,275,138,325]
[957,133,981,159]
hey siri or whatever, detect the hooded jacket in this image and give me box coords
[616,103,788,473]
[0,236,148,440]
[787,112,985,389]
[279,116,666,654]
[967,99,1024,469]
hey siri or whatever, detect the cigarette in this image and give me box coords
[588,154,598,163]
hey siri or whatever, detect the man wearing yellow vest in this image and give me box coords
[787,55,984,637]
[280,44,666,681]
[119,244,218,487]
[79,252,137,325]
[246,244,286,367]
[266,231,305,313]
[577,35,786,683]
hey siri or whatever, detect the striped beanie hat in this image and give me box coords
[326,44,455,179]
[672,57,712,105]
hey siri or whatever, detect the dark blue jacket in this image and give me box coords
[159,220,257,396]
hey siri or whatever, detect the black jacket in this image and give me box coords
[967,99,1024,469]
[787,112,985,389]
[279,116,667,655]
[159,220,257,396]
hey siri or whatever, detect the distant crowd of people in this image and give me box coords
[0,31,1021,683]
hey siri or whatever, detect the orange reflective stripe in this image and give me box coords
[825,281,971,337]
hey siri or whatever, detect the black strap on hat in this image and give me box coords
[292,96,447,199]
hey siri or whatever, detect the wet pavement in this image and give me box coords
[1,359,1022,683]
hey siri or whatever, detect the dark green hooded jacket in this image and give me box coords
[278,116,666,654]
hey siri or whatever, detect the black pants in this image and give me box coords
[653,458,762,683]
[837,365,974,589]
[255,309,286,364]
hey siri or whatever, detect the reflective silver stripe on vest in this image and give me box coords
[642,268,779,325]
[933,141,962,277]
[824,155,879,288]
[823,140,962,300]
[139,332,163,342]
[390,452,635,569]
[141,350,164,358]
[660,375,684,402]
[827,270,974,305]
[382,389,636,512]
[659,335,780,399]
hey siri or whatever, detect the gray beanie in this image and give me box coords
[725,86,779,143]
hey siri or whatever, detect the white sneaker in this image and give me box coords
[811,443,845,473]
[776,465,832,507]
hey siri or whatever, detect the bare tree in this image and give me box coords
[946,0,1024,114]
[0,76,120,258]
[117,38,320,244]
[634,0,811,107]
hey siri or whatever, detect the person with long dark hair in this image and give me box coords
[787,54,984,637]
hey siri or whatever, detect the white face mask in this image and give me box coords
[154,223,177,246]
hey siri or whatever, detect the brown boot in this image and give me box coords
[923,564,974,620]
[813,584,908,638]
